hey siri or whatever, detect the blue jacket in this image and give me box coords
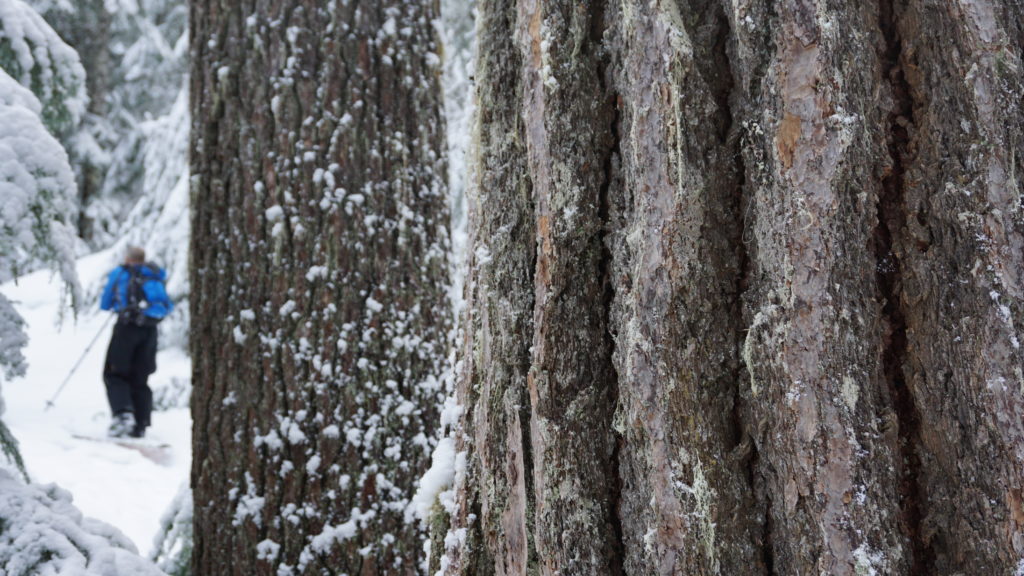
[100,264,173,319]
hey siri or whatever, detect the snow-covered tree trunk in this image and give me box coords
[189,1,450,574]
[441,0,1024,574]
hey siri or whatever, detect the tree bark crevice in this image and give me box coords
[875,1,930,572]
[597,6,627,571]
[714,2,755,460]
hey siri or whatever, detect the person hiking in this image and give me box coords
[100,246,172,438]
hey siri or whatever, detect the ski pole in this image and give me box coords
[44,314,115,411]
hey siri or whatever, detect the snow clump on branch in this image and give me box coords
[0,470,168,576]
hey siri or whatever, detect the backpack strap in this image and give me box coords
[118,266,146,325]
[113,267,130,310]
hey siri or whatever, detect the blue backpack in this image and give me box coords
[117,266,169,326]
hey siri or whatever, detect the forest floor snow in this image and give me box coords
[1,248,190,557]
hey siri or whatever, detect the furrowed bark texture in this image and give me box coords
[607,1,763,573]
[442,0,620,573]
[444,0,537,572]
[893,1,1024,571]
[445,0,1024,574]
[731,2,909,573]
[189,1,449,574]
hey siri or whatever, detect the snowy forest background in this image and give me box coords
[0,0,473,573]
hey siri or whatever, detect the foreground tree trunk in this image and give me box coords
[189,1,449,574]
[442,0,1024,574]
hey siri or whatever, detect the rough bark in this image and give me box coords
[440,0,621,574]
[605,2,763,574]
[445,0,1024,574]
[189,1,449,574]
[441,0,541,571]
[729,2,911,573]
[893,1,1024,571]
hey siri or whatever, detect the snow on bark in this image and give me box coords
[190,0,450,573]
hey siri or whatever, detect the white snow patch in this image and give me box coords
[410,437,456,521]
[257,539,281,562]
[852,543,886,576]
[265,205,285,223]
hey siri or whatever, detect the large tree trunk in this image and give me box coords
[189,1,450,574]
[442,0,1024,574]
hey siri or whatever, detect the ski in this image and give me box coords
[71,434,173,467]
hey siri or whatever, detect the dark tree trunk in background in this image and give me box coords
[69,1,112,242]
[440,0,1024,574]
[33,0,112,241]
[189,0,449,574]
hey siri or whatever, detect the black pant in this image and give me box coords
[103,322,158,428]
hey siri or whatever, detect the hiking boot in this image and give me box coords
[108,412,136,438]
[129,424,146,439]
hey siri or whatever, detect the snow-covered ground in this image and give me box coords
[1,248,190,557]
